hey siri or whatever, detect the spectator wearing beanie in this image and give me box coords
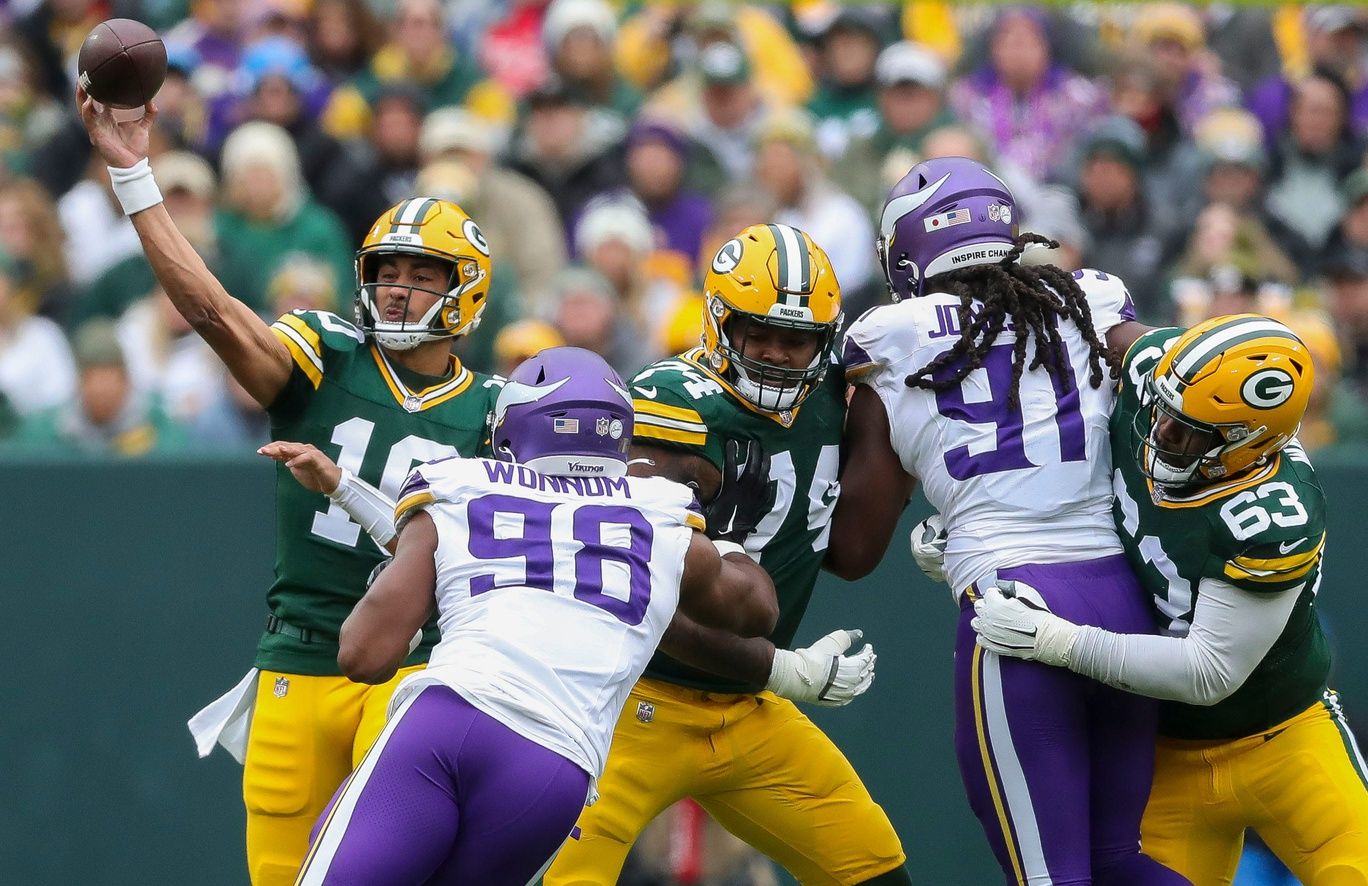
[543,0,641,120]
[213,122,352,313]
[806,7,894,159]
[1129,4,1240,136]
[835,40,956,220]
[418,108,567,315]
[624,119,713,267]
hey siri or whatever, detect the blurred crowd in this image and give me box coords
[1,0,1367,465]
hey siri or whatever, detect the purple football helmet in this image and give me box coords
[877,156,1018,301]
[492,347,633,477]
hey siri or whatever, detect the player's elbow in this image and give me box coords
[337,626,398,685]
[824,543,878,581]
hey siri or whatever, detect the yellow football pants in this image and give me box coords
[241,666,422,886]
[1142,690,1368,886]
[544,677,906,886]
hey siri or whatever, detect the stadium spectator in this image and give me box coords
[1202,5,1283,92]
[479,0,553,98]
[418,110,566,313]
[213,121,352,312]
[543,0,641,119]
[321,0,511,141]
[806,6,892,159]
[10,319,187,456]
[1283,309,1368,451]
[0,38,65,180]
[548,265,650,378]
[950,7,1108,181]
[57,157,142,289]
[492,318,565,377]
[834,40,953,220]
[1107,56,1207,226]
[1128,3,1240,136]
[163,0,249,105]
[1264,71,1363,256]
[0,247,76,422]
[1020,184,1087,273]
[1324,246,1368,391]
[618,1,813,107]
[0,177,72,321]
[12,0,106,102]
[1070,116,1170,320]
[507,74,626,234]
[355,84,427,208]
[673,40,768,184]
[1321,168,1368,274]
[624,119,712,267]
[306,0,384,84]
[1248,6,1368,147]
[754,109,876,314]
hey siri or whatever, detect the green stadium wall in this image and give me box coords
[4,454,1366,884]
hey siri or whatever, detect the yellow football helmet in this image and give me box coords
[1137,313,1313,487]
[354,197,492,350]
[701,223,843,412]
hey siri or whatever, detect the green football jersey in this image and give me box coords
[1111,328,1330,740]
[260,310,501,675]
[631,347,845,692]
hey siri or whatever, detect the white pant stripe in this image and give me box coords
[295,688,425,885]
[983,653,1053,885]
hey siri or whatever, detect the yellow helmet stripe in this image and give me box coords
[1171,318,1297,379]
[767,223,811,300]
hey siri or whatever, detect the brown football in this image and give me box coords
[77,19,167,110]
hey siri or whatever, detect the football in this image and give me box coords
[77,18,167,109]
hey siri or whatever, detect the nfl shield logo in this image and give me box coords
[596,417,610,437]
[635,702,655,723]
[273,676,290,698]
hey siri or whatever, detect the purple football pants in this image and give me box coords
[955,555,1192,886]
[296,684,590,885]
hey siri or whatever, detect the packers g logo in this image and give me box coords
[712,238,743,274]
[462,218,490,256]
[1240,367,1296,410]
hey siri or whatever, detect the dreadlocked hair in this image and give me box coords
[903,232,1120,409]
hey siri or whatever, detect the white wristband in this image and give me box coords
[712,539,748,559]
[327,467,398,548]
[108,158,163,216]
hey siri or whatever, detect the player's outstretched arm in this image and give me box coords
[679,531,778,637]
[77,88,292,407]
[338,511,438,684]
[825,385,916,580]
[259,442,400,554]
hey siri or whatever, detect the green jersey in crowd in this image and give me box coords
[261,309,501,676]
[1112,328,1330,740]
[630,347,845,693]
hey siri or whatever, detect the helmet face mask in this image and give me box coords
[1133,314,1313,491]
[713,311,832,412]
[354,197,493,351]
[700,223,843,414]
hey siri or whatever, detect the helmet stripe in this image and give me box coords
[388,197,437,234]
[1171,318,1296,379]
[768,223,811,303]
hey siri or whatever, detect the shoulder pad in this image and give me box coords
[1211,466,1327,590]
[1070,268,1136,334]
[630,358,717,449]
[842,300,925,384]
[1121,327,1183,396]
[270,310,366,388]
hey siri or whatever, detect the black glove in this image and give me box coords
[704,438,774,545]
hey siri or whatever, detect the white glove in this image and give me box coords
[971,581,1080,668]
[765,629,876,707]
[910,514,948,585]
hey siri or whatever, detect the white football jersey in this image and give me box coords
[844,269,1137,594]
[388,457,702,777]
